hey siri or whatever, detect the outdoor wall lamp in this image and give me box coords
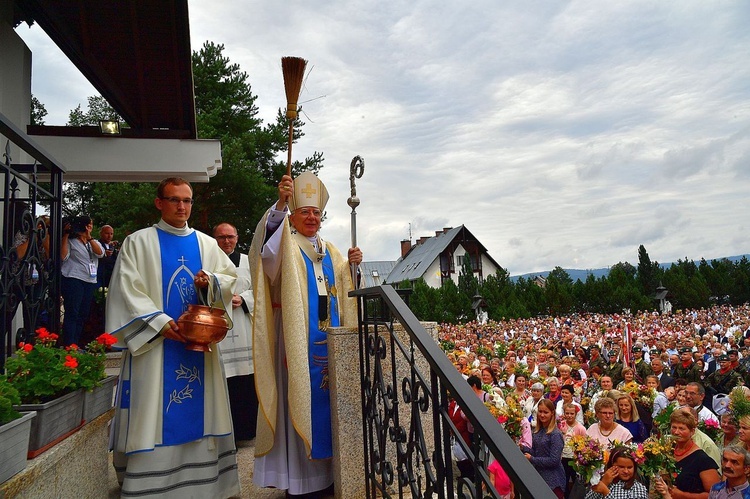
[99,120,121,135]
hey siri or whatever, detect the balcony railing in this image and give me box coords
[352,284,555,499]
[1,112,65,369]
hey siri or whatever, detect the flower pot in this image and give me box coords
[82,374,118,422]
[15,390,84,458]
[0,411,36,483]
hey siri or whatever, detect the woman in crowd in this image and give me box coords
[616,367,637,391]
[481,366,499,390]
[545,377,562,405]
[524,382,545,427]
[570,369,586,396]
[555,384,583,425]
[557,364,573,387]
[587,398,633,445]
[675,387,688,408]
[468,375,491,403]
[585,446,648,499]
[654,409,720,499]
[694,359,706,382]
[511,373,531,404]
[487,458,512,499]
[521,399,566,499]
[502,360,516,388]
[575,347,589,372]
[61,215,104,346]
[538,363,550,383]
[560,403,587,497]
[615,395,647,443]
[718,413,739,455]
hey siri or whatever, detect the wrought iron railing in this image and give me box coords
[1,112,65,369]
[353,284,556,499]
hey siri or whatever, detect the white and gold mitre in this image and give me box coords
[289,171,329,212]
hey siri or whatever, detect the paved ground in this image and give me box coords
[107,438,334,498]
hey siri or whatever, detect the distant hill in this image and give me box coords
[510,254,750,283]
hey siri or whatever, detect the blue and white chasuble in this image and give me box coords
[301,250,339,459]
[158,229,205,446]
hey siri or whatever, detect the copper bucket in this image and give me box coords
[177,304,229,352]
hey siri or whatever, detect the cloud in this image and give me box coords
[13,1,750,275]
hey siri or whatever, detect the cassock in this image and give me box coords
[106,219,240,498]
[217,251,258,441]
[249,206,357,495]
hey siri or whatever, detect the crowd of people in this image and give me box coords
[441,305,750,499]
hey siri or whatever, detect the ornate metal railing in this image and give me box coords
[1,112,65,369]
[353,285,555,499]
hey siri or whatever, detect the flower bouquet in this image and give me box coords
[729,386,750,422]
[624,384,656,412]
[640,435,677,495]
[485,400,502,419]
[653,404,676,437]
[514,364,531,380]
[568,434,606,484]
[697,418,721,446]
[497,398,525,443]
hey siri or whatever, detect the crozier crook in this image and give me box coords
[347,155,365,288]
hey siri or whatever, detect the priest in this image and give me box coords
[250,171,362,496]
[106,177,240,498]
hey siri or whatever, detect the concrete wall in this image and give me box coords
[0,410,114,499]
[0,0,32,162]
[328,321,440,499]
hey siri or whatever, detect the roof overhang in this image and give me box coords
[14,0,197,137]
[29,134,221,182]
[11,0,221,182]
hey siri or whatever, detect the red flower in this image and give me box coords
[64,355,78,369]
[96,333,117,347]
[497,415,508,424]
[18,342,33,353]
[66,344,79,351]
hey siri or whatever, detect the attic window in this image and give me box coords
[371,270,379,278]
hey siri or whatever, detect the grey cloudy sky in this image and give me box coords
[16,1,750,275]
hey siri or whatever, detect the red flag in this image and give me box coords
[623,323,632,367]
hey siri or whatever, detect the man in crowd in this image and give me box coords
[705,347,723,376]
[705,355,744,408]
[633,346,653,382]
[709,445,750,498]
[674,347,703,383]
[651,357,674,389]
[603,350,624,387]
[588,344,606,372]
[106,177,240,498]
[213,222,257,443]
[250,172,362,497]
[96,224,118,288]
[684,382,718,422]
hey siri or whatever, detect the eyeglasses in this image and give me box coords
[296,208,322,218]
[215,235,237,241]
[161,197,194,205]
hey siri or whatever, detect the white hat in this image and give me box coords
[289,171,329,212]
